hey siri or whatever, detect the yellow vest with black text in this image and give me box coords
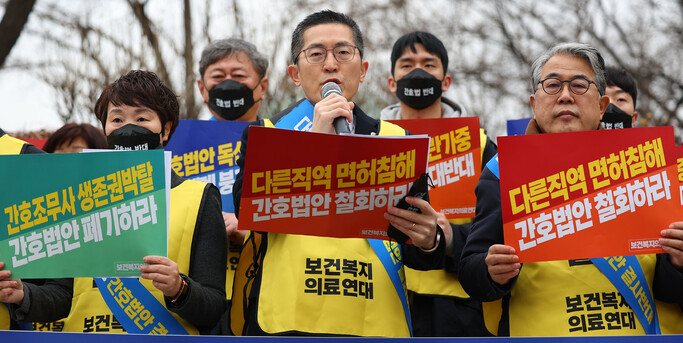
[249,120,410,336]
[0,132,30,329]
[405,129,489,298]
[62,180,206,334]
[0,133,28,155]
[505,256,656,336]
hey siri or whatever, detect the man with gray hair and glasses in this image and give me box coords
[458,42,683,336]
[196,38,269,334]
[196,38,268,245]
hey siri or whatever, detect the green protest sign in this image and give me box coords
[0,150,169,278]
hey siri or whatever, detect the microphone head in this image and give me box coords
[321,82,342,99]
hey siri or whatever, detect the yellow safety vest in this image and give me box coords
[656,300,683,334]
[1,132,30,329]
[224,242,241,301]
[1,305,9,330]
[232,120,411,337]
[258,235,409,336]
[61,180,206,334]
[507,256,656,336]
[0,133,28,155]
[405,129,489,298]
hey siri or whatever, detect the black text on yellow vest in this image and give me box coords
[231,120,412,337]
[63,180,206,334]
[506,256,656,336]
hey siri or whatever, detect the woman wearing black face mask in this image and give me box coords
[106,123,166,151]
[6,71,228,335]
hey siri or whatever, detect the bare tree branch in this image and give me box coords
[231,0,244,39]
[0,0,36,68]
[5,0,679,141]
[127,0,171,87]
[203,0,212,43]
[32,4,143,62]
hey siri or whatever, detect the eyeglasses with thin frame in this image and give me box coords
[538,77,597,95]
[298,45,358,64]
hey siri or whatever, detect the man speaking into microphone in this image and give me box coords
[320,81,351,134]
[230,10,447,337]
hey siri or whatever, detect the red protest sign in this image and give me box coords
[498,127,680,262]
[238,126,430,240]
[388,117,481,218]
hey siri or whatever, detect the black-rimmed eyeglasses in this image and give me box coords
[297,45,358,64]
[538,77,597,95]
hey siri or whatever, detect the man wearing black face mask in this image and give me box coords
[381,31,497,337]
[603,65,683,333]
[198,38,269,122]
[602,66,639,130]
[197,39,268,241]
[196,38,269,335]
[381,31,462,121]
[601,103,633,129]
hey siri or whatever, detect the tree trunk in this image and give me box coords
[0,0,36,68]
[182,0,196,119]
[127,0,171,88]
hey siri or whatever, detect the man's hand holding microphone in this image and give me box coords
[311,81,353,134]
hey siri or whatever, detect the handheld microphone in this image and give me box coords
[321,82,351,134]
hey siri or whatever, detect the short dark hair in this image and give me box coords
[390,31,449,77]
[605,66,638,108]
[94,70,179,144]
[291,10,364,64]
[43,123,108,153]
[199,38,269,81]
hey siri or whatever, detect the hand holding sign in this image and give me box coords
[664,147,683,268]
[498,127,680,262]
[484,244,520,285]
[0,150,169,279]
[140,256,183,298]
[239,126,430,241]
[0,262,24,305]
[660,222,683,268]
[384,196,442,251]
[387,117,482,220]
